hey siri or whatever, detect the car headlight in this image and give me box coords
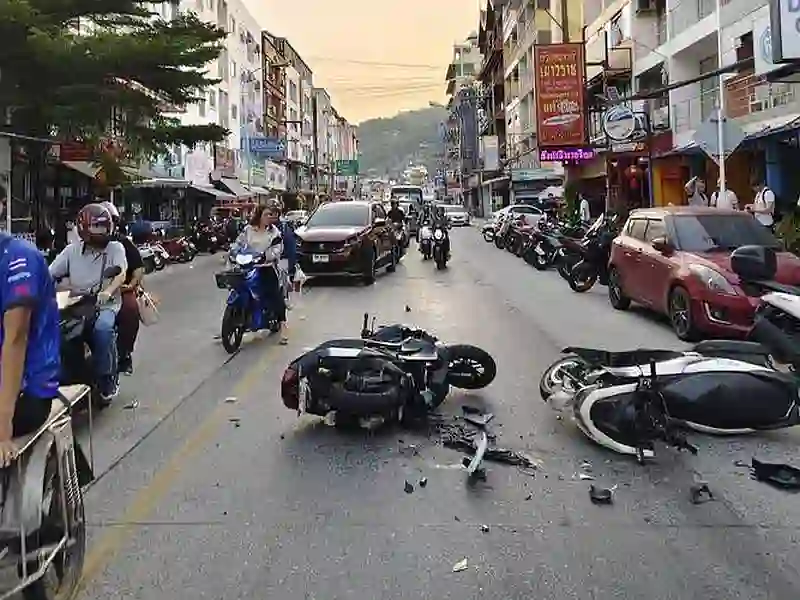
[688,264,737,295]
[342,236,359,248]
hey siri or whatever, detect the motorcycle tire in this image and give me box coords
[494,235,504,249]
[532,249,550,271]
[153,255,165,271]
[539,355,589,400]
[22,451,86,600]
[557,257,573,280]
[444,344,497,389]
[221,305,246,354]
[568,263,598,293]
[522,248,537,266]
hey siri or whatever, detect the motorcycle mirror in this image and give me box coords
[103,265,122,278]
[651,236,673,254]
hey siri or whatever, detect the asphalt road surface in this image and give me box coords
[74,230,800,600]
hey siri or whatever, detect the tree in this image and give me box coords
[0,0,228,168]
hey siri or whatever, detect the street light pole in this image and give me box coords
[714,0,727,202]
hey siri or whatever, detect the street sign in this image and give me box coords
[691,111,746,165]
[247,136,285,159]
[602,105,637,141]
[334,159,359,176]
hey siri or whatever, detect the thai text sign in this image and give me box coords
[534,43,587,148]
[539,148,596,162]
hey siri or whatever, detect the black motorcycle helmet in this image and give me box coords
[77,203,114,248]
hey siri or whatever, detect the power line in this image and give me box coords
[302,56,445,70]
[323,83,445,93]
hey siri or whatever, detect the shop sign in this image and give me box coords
[754,12,781,76]
[611,141,646,153]
[603,105,638,141]
[539,148,596,162]
[768,0,800,62]
[533,43,587,148]
[511,168,563,182]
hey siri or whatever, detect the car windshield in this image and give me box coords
[672,214,782,252]
[305,204,370,227]
[390,188,423,203]
[443,205,463,213]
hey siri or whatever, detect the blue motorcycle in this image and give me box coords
[215,245,282,353]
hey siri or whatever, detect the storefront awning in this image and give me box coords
[245,184,272,196]
[191,185,235,200]
[218,177,253,199]
[481,175,509,187]
[132,177,190,188]
[744,114,800,142]
[62,161,100,178]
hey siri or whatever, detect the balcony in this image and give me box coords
[672,88,718,133]
[505,78,521,106]
[668,0,715,39]
[725,74,797,119]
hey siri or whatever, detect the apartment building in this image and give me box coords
[312,88,333,193]
[281,40,315,195]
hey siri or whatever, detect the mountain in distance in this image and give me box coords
[355,106,447,180]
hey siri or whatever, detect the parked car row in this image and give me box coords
[484,205,800,341]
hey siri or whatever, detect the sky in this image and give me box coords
[244,0,482,124]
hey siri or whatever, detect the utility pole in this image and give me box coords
[311,95,319,194]
[560,0,569,42]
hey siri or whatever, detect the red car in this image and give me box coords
[608,206,800,340]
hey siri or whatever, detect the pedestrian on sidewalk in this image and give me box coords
[746,180,775,230]
[684,177,709,207]
[710,178,738,210]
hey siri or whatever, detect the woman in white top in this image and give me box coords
[232,203,289,343]
[710,178,738,210]
[746,182,775,229]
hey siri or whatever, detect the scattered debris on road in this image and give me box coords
[751,457,800,490]
[404,480,414,494]
[589,485,614,504]
[480,524,490,533]
[689,481,714,504]
[464,412,494,428]
[418,476,428,488]
[452,558,468,572]
[224,396,237,403]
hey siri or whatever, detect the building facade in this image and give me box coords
[312,88,333,194]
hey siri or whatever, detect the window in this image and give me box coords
[609,13,624,47]
[231,104,237,119]
[230,17,236,33]
[671,214,780,252]
[209,90,216,108]
[306,203,370,227]
[207,0,213,9]
[231,60,236,77]
[198,98,206,117]
[626,218,647,240]
[644,219,665,242]
[289,80,298,102]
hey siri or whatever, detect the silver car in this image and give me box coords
[442,205,471,226]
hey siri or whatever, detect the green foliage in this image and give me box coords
[775,212,800,254]
[0,0,228,158]
[356,106,448,179]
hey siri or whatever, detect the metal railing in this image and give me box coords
[672,88,719,132]
[668,0,715,39]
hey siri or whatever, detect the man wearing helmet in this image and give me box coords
[101,202,144,375]
[49,202,127,402]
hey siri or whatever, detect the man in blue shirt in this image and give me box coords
[0,233,60,466]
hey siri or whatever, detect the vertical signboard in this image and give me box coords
[481,135,499,171]
[533,43,587,148]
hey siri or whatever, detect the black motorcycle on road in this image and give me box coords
[280,314,497,426]
[432,222,449,269]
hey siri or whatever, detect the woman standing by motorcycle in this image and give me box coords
[231,203,289,344]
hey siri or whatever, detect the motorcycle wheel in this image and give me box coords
[153,254,165,271]
[557,255,574,280]
[532,247,550,271]
[221,305,246,354]
[494,235,504,249]
[539,355,589,400]
[568,263,598,293]
[522,248,537,266]
[22,452,86,600]
[444,344,497,389]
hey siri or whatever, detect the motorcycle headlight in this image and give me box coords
[434,229,444,240]
[688,264,737,295]
[235,254,254,266]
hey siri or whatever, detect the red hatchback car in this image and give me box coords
[608,206,800,340]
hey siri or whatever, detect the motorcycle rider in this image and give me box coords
[0,232,61,465]
[102,202,144,375]
[230,203,288,344]
[432,204,451,259]
[388,200,405,225]
[49,203,127,402]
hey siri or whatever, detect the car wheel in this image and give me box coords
[668,285,700,341]
[362,246,377,285]
[607,266,631,310]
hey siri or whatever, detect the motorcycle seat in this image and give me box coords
[691,340,770,355]
[398,339,438,360]
[13,385,90,452]
[563,346,686,368]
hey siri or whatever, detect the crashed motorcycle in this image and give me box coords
[280,314,497,425]
[540,246,800,457]
[215,244,285,354]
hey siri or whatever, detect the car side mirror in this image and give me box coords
[373,218,386,227]
[651,236,673,254]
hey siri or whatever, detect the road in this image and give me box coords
[74,229,800,600]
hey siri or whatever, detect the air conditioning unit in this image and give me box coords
[636,0,656,12]
[652,106,669,129]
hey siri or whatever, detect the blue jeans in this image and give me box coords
[92,307,118,379]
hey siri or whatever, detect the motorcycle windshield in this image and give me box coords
[661,372,796,430]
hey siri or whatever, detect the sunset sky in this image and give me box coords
[245,0,482,123]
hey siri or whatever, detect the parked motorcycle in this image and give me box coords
[527,219,584,275]
[482,221,496,243]
[280,313,497,425]
[137,243,157,274]
[567,214,620,293]
[161,236,195,263]
[57,265,124,409]
[151,243,169,270]
[539,246,800,458]
[432,223,449,270]
[419,222,433,260]
[494,214,522,250]
[215,244,284,354]
[190,223,223,254]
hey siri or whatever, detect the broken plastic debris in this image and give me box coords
[751,458,800,490]
[452,558,468,572]
[689,481,713,504]
[404,481,414,494]
[464,412,495,428]
[225,396,237,403]
[578,473,595,481]
[419,477,428,488]
[405,305,411,312]
[461,405,482,415]
[589,485,613,504]
[465,431,489,477]
[480,524,490,533]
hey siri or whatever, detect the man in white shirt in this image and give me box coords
[578,194,591,224]
[710,178,738,210]
[746,182,775,229]
[684,177,709,206]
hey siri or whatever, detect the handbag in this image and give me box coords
[136,287,160,326]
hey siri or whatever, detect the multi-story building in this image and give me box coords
[312,88,333,194]
[260,32,287,141]
[282,40,314,195]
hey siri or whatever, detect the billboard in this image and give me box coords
[481,135,499,171]
[533,43,587,148]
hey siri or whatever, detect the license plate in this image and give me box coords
[535,246,545,256]
[312,254,329,263]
